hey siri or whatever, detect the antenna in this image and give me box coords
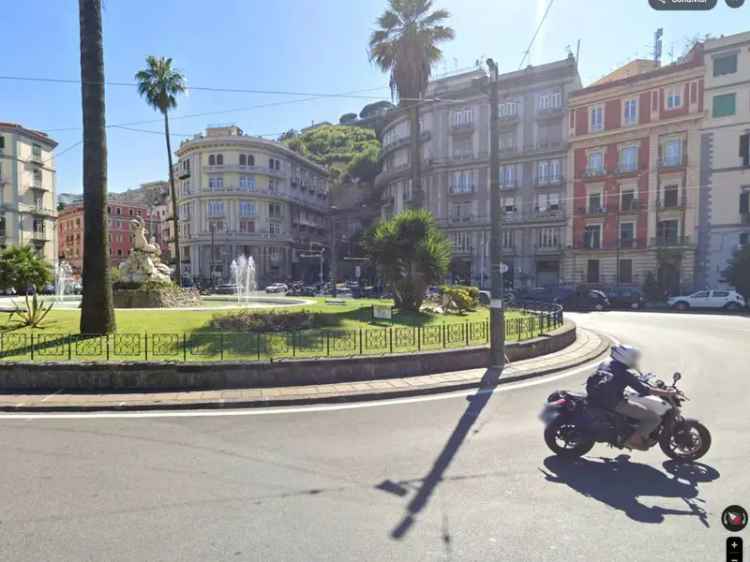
[576,39,581,67]
[653,28,663,66]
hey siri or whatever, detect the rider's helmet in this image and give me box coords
[610,344,641,369]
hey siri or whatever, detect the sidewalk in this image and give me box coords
[0,329,609,412]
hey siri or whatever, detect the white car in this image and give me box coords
[668,290,746,311]
[265,283,288,294]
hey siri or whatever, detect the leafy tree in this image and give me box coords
[724,244,750,303]
[135,55,186,285]
[0,246,54,328]
[282,124,382,184]
[369,0,454,204]
[440,285,479,314]
[359,100,394,119]
[79,0,116,334]
[364,209,451,312]
[339,112,358,124]
[278,129,298,142]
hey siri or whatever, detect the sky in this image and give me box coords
[2,0,748,196]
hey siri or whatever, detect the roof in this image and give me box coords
[0,122,58,148]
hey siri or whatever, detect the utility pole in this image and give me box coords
[330,206,338,297]
[210,222,216,288]
[486,58,505,370]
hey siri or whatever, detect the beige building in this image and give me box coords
[696,31,750,288]
[0,122,58,262]
[174,126,330,285]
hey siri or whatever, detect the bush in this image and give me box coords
[208,310,336,332]
[440,285,480,314]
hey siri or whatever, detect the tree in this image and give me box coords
[339,112,358,124]
[364,209,451,312]
[724,244,750,303]
[79,0,116,334]
[369,0,454,206]
[135,56,186,285]
[281,124,382,184]
[0,246,54,328]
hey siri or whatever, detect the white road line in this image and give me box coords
[40,389,63,403]
[0,358,606,421]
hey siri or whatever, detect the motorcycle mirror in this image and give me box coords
[673,372,682,383]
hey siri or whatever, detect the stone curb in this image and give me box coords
[0,330,610,413]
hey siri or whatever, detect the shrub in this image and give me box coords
[208,310,336,332]
[440,285,479,314]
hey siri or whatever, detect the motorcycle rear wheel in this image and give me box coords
[544,420,595,458]
[659,418,711,461]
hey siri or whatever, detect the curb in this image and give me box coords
[0,331,611,413]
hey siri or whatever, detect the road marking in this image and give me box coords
[0,359,606,421]
[40,389,63,403]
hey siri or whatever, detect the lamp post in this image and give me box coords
[330,205,338,298]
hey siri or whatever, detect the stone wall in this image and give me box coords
[0,322,576,392]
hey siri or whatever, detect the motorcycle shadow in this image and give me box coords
[539,454,720,526]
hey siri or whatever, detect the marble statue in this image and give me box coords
[118,216,173,283]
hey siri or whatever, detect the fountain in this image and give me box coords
[230,255,257,304]
[54,260,73,303]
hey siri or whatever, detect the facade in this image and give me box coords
[174,126,330,286]
[57,201,162,272]
[375,56,581,288]
[696,32,750,288]
[564,47,705,293]
[0,122,58,262]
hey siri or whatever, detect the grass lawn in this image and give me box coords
[0,298,535,362]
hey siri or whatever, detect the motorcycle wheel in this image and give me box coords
[659,419,712,461]
[544,420,595,458]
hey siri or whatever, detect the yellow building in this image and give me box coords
[0,122,58,262]
[174,126,330,285]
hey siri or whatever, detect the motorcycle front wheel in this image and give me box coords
[544,420,595,458]
[659,418,712,461]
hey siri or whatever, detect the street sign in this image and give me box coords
[372,305,392,321]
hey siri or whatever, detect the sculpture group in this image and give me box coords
[119,216,172,283]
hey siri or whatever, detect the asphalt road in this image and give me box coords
[0,312,747,562]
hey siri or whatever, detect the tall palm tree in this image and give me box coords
[79,0,116,334]
[369,0,454,208]
[135,56,186,284]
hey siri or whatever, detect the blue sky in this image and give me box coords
[2,0,747,195]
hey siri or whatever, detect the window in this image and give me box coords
[584,225,602,249]
[619,145,639,172]
[665,86,682,110]
[450,231,472,253]
[498,101,519,117]
[536,161,549,184]
[453,137,473,158]
[663,185,679,208]
[269,222,282,235]
[502,230,514,249]
[740,192,749,214]
[451,108,473,127]
[537,227,559,248]
[662,139,683,166]
[452,170,474,193]
[500,165,515,187]
[620,222,635,244]
[713,291,730,298]
[209,219,225,233]
[588,192,603,213]
[216,154,223,165]
[239,154,246,166]
[623,99,638,125]
[208,155,215,166]
[269,158,281,170]
[549,159,561,182]
[587,151,604,174]
[247,154,255,166]
[740,232,749,246]
[239,175,256,191]
[618,260,633,283]
[691,291,709,298]
[269,178,280,192]
[499,131,515,151]
[239,220,255,233]
[503,196,516,213]
[712,93,736,118]
[208,175,224,190]
[590,106,604,132]
[536,192,560,212]
[269,202,282,218]
[621,188,637,211]
[657,220,679,244]
[537,90,562,110]
[239,201,256,218]
[713,53,738,77]
[207,200,224,217]
[587,260,600,283]
[32,144,42,158]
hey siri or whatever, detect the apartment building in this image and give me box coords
[375,55,581,288]
[696,32,750,288]
[57,202,162,272]
[564,46,705,293]
[0,122,58,262]
[174,126,330,285]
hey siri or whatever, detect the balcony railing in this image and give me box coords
[530,208,564,221]
[535,243,562,252]
[613,164,640,176]
[535,175,564,187]
[205,164,287,178]
[28,155,44,166]
[450,121,475,133]
[449,185,477,195]
[617,199,641,213]
[28,230,49,242]
[497,112,520,124]
[650,236,692,248]
[437,214,488,227]
[195,230,292,242]
[178,170,191,180]
[578,206,608,216]
[499,181,518,190]
[536,106,564,118]
[28,182,49,191]
[524,141,563,155]
[582,167,607,178]
[659,156,686,170]
[656,195,687,209]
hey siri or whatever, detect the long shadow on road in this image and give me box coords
[378,369,501,541]
[540,455,720,527]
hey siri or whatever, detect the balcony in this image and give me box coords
[18,202,57,217]
[524,141,563,155]
[195,230,292,242]
[658,156,686,171]
[380,130,430,157]
[535,243,562,254]
[530,207,565,222]
[535,175,564,187]
[613,164,641,177]
[582,167,607,179]
[499,181,518,191]
[29,230,49,242]
[497,113,520,126]
[618,239,639,249]
[178,169,191,180]
[28,182,50,192]
[536,106,565,119]
[578,206,608,217]
[449,184,477,195]
[205,164,287,178]
[656,195,687,210]
[617,199,641,213]
[28,155,44,166]
[450,121,475,134]
[437,214,488,227]
[650,236,692,248]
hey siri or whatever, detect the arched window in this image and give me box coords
[208,154,216,166]
[239,154,246,166]
[248,154,255,166]
[216,154,224,165]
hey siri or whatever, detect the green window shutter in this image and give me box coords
[713,54,738,77]
[713,94,736,118]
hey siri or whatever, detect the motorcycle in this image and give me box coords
[540,372,712,461]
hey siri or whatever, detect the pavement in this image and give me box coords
[0,327,608,412]
[0,311,747,562]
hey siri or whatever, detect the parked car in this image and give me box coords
[214,283,237,295]
[597,286,646,309]
[265,283,288,294]
[668,289,746,311]
[520,286,609,311]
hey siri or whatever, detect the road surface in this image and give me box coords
[0,312,747,561]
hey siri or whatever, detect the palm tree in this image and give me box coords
[369,0,454,207]
[135,56,186,284]
[78,0,116,334]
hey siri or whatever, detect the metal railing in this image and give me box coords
[0,309,563,363]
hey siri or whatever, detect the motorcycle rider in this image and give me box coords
[586,345,677,450]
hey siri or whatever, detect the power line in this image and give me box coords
[518,0,556,69]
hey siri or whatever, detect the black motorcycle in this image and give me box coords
[540,372,711,461]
